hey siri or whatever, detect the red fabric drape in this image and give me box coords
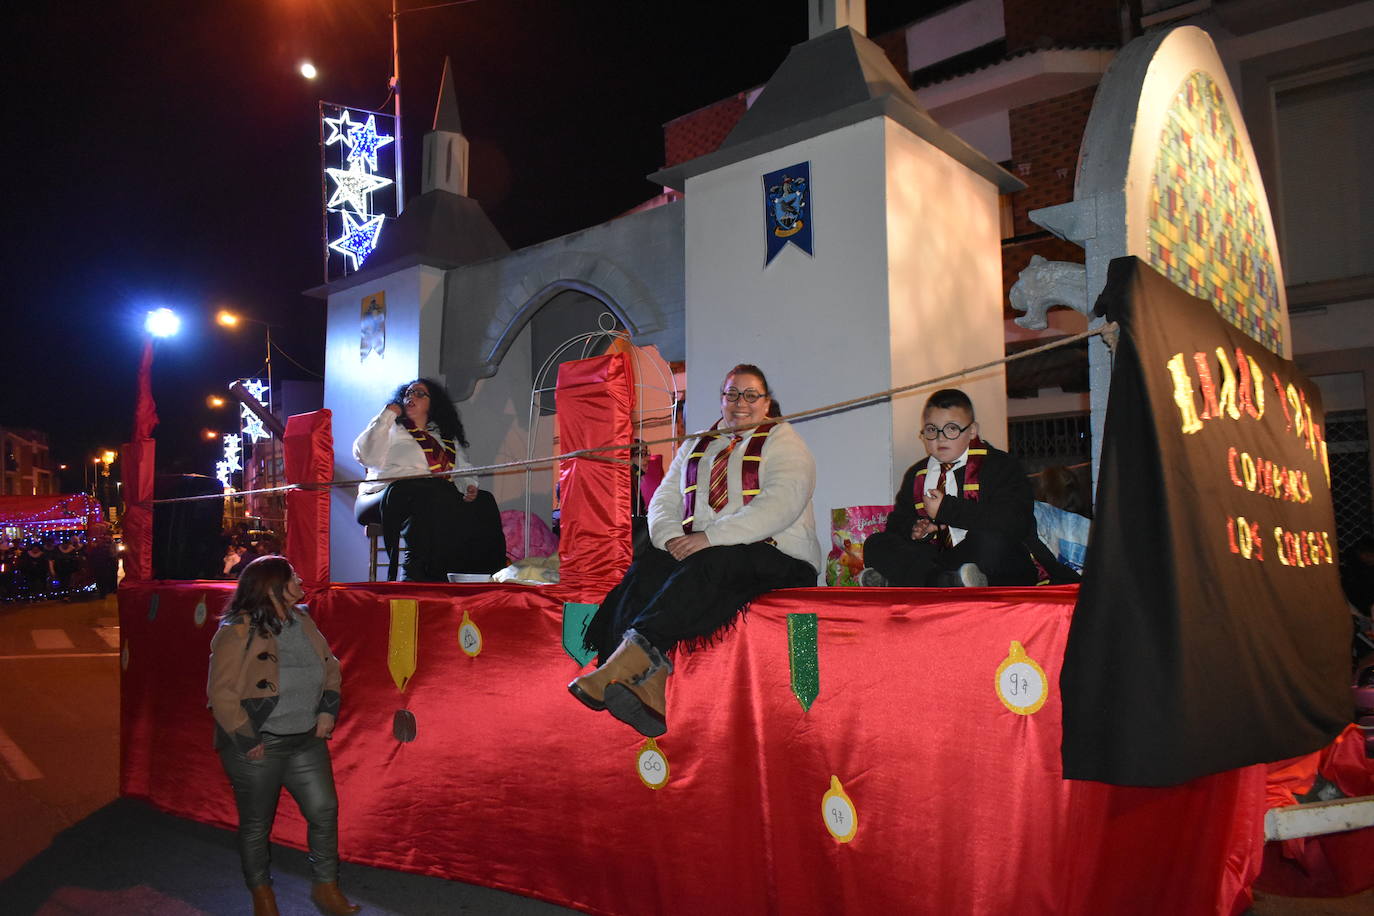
[120,581,1268,915]
[120,438,155,582]
[283,410,333,589]
[121,340,159,583]
[1258,725,1374,897]
[554,353,634,600]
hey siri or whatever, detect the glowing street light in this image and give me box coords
[300,61,318,79]
[207,394,227,408]
[202,429,220,441]
[216,309,241,328]
[145,307,181,338]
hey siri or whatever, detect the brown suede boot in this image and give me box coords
[310,882,361,915]
[567,631,654,710]
[250,884,280,916]
[604,664,668,737]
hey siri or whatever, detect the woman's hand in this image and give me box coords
[463,484,478,502]
[247,742,265,761]
[384,403,402,416]
[315,713,336,739]
[665,532,710,561]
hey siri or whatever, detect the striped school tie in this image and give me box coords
[935,462,954,549]
[707,437,739,511]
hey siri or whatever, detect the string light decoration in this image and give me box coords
[238,379,271,443]
[346,113,395,172]
[320,102,397,278]
[326,161,393,214]
[329,211,386,271]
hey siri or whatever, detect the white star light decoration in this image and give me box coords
[322,106,395,274]
[323,110,357,148]
[239,380,272,443]
[215,460,233,487]
[222,434,243,472]
[326,161,393,213]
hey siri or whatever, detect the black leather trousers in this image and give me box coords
[218,731,340,887]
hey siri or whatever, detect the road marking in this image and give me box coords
[0,724,42,781]
[0,652,119,660]
[94,626,120,648]
[31,629,75,650]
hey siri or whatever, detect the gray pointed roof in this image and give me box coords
[650,27,1022,193]
[433,57,463,133]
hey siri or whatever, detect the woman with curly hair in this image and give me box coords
[207,555,359,915]
[353,377,506,580]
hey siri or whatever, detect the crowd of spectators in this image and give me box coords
[0,529,119,602]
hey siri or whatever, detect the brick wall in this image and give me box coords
[1006,85,1097,237]
[1003,0,1121,53]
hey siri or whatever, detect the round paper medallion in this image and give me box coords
[194,594,208,627]
[637,738,669,789]
[822,775,857,843]
[458,610,482,658]
[995,641,1048,715]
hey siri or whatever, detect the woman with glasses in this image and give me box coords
[859,387,1074,588]
[352,377,506,581]
[569,363,820,737]
[208,556,360,916]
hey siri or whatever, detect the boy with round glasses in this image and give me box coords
[860,388,1071,588]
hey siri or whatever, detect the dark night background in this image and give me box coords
[5,0,930,487]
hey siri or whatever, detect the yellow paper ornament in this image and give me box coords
[995,640,1048,715]
[387,599,418,691]
[458,609,482,658]
[821,775,857,843]
[636,738,670,789]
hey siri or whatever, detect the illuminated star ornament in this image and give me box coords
[329,211,386,270]
[346,114,395,172]
[323,109,357,148]
[239,379,272,443]
[326,161,393,213]
[321,104,396,276]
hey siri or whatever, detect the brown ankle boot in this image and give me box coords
[568,630,654,710]
[604,664,669,737]
[310,882,361,915]
[250,884,280,916]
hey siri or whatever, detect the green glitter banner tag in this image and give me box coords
[787,612,819,711]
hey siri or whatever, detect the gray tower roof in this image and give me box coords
[433,57,462,133]
[650,27,1022,193]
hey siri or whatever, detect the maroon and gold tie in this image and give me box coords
[707,437,738,512]
[935,462,954,549]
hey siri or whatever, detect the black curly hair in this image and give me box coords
[391,377,469,448]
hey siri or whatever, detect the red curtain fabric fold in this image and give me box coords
[119,438,155,582]
[120,581,1273,915]
[283,409,333,589]
[553,353,634,601]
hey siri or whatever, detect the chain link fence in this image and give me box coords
[1327,409,1373,555]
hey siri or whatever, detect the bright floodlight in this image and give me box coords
[145,307,181,338]
[300,61,318,79]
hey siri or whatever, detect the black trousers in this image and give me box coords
[218,731,340,888]
[380,479,507,581]
[586,542,817,661]
[863,528,1036,586]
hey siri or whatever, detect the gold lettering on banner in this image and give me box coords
[1167,353,1205,434]
[1214,347,1241,420]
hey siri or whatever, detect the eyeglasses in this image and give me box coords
[721,389,768,403]
[404,388,430,399]
[920,421,974,440]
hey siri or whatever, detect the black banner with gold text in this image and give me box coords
[1061,258,1350,786]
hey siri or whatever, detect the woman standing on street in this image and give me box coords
[207,556,360,916]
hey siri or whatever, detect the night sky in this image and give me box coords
[8,0,932,485]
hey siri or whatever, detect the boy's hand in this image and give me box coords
[924,487,945,518]
[912,519,936,540]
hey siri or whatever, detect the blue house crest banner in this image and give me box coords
[762,162,812,266]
